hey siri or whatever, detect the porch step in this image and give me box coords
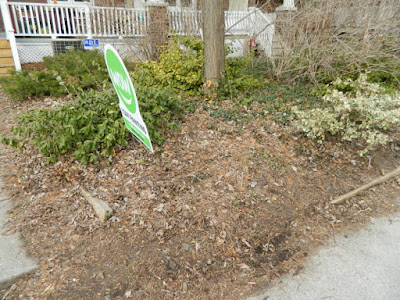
[0,40,10,48]
[0,49,12,57]
[0,40,14,76]
[0,57,14,65]
[0,66,14,74]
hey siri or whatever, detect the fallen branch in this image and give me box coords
[331,165,400,205]
[79,186,113,222]
[65,174,113,222]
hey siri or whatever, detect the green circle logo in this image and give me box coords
[105,48,136,114]
[104,44,153,153]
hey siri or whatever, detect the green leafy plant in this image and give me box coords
[0,70,65,101]
[5,83,183,164]
[293,74,400,155]
[135,84,184,145]
[207,52,262,101]
[11,89,129,164]
[43,49,109,92]
[130,37,263,101]
[0,50,109,101]
[0,135,21,149]
[131,36,204,94]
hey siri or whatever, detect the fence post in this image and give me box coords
[0,0,21,71]
[85,3,92,39]
[145,0,168,60]
[246,5,258,56]
[248,5,257,36]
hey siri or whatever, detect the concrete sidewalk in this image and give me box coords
[0,180,37,290]
[248,197,400,300]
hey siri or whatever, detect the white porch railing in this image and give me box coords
[224,10,252,36]
[6,2,273,40]
[90,7,148,37]
[251,8,276,57]
[167,8,257,37]
[2,1,276,65]
[167,8,275,56]
[7,2,149,38]
[168,7,201,36]
[8,3,89,37]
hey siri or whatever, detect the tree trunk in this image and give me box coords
[147,4,169,60]
[202,0,225,87]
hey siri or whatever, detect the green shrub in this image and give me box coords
[217,55,262,99]
[132,36,204,94]
[6,84,183,164]
[293,74,400,155]
[0,135,21,148]
[366,68,400,92]
[135,84,184,144]
[131,37,262,98]
[0,50,109,101]
[43,49,109,92]
[0,70,65,101]
[11,89,128,164]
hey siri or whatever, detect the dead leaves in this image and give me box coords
[2,92,400,300]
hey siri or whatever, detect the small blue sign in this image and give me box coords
[84,39,100,49]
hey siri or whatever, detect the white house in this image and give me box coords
[0,0,293,73]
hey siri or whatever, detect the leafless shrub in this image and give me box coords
[120,37,153,62]
[268,0,400,85]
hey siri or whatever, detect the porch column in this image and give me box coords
[0,0,21,70]
[84,3,92,39]
[276,0,297,11]
[145,0,169,60]
[132,0,145,8]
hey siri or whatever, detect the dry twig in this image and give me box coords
[331,166,400,204]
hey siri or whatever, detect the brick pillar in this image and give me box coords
[146,0,169,60]
[223,0,229,11]
[248,0,256,7]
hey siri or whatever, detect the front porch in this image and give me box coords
[0,0,285,72]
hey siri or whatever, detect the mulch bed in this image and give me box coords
[0,89,399,299]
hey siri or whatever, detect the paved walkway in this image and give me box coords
[0,178,37,290]
[248,197,400,300]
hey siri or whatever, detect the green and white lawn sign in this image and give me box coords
[104,44,153,152]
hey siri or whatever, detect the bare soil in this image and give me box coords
[0,89,399,299]
[21,62,46,72]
